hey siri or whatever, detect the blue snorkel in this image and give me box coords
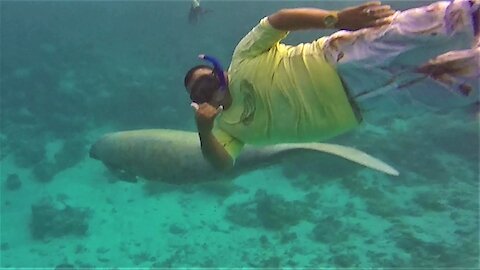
[198,54,227,91]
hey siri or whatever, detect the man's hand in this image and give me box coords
[338,1,395,31]
[191,102,223,134]
[190,102,233,170]
[267,1,395,32]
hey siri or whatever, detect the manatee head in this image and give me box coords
[89,134,114,161]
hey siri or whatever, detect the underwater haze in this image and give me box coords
[1,0,479,268]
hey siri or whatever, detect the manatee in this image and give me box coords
[89,129,399,185]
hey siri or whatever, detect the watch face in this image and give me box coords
[324,15,337,27]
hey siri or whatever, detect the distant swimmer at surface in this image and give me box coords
[184,0,479,171]
[188,0,210,25]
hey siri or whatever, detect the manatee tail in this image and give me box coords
[274,143,400,176]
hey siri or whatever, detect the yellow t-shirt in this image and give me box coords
[214,17,360,159]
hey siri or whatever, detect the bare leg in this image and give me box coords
[322,0,478,122]
[416,40,479,95]
[322,0,477,106]
[416,4,479,95]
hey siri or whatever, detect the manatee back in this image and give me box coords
[90,129,218,184]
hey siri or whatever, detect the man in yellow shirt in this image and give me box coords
[184,0,479,170]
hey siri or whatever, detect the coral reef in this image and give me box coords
[4,173,21,191]
[12,140,46,168]
[412,190,447,212]
[226,189,312,230]
[54,137,87,171]
[54,263,76,270]
[32,161,59,183]
[30,197,91,240]
[311,215,348,244]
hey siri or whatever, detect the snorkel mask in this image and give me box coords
[189,54,227,105]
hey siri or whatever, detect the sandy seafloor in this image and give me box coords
[0,0,479,268]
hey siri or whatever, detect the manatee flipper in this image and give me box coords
[105,164,138,183]
[274,143,400,176]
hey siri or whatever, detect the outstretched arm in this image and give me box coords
[268,1,395,31]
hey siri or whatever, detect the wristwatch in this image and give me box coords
[323,11,339,28]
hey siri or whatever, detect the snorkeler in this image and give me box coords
[184,0,479,170]
[188,0,210,25]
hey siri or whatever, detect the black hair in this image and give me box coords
[184,64,212,88]
[189,74,220,104]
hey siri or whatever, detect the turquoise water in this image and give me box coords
[1,0,478,268]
